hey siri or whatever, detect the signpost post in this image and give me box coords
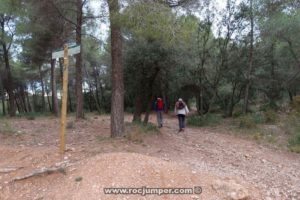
[52,44,80,154]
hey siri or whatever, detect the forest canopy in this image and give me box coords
[0,0,299,121]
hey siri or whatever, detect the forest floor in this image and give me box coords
[0,113,299,200]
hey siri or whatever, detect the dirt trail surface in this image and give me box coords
[0,114,299,200]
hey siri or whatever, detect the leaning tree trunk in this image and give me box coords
[75,0,84,119]
[108,0,124,137]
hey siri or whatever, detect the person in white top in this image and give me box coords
[174,98,189,132]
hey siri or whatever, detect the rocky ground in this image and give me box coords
[0,114,299,200]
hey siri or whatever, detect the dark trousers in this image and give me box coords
[177,114,185,130]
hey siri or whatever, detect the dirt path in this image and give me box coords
[0,114,299,199]
[155,117,300,200]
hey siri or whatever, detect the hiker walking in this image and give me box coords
[174,98,189,132]
[155,97,164,128]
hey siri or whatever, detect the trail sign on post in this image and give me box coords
[52,45,80,59]
[52,44,80,154]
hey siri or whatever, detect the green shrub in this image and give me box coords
[252,131,277,143]
[141,122,158,133]
[0,121,16,135]
[187,114,222,127]
[253,132,263,140]
[289,131,300,146]
[125,121,159,143]
[292,95,300,113]
[288,131,300,153]
[281,111,300,135]
[232,107,243,118]
[252,112,265,124]
[264,109,277,123]
[25,112,36,120]
[290,145,300,153]
[130,121,159,133]
[238,115,256,129]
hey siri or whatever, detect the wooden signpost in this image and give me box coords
[52,44,80,154]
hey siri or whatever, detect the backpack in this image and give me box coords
[157,100,164,110]
[177,102,185,110]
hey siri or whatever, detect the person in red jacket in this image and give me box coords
[155,97,164,128]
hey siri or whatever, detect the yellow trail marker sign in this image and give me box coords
[52,44,80,154]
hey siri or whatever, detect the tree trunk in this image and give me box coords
[1,19,16,117]
[51,59,59,116]
[26,90,32,112]
[20,86,28,113]
[2,42,16,117]
[15,97,21,114]
[75,0,84,119]
[0,82,5,116]
[143,95,154,124]
[39,65,46,112]
[2,96,5,116]
[94,74,102,110]
[83,64,101,113]
[108,0,124,137]
[133,95,142,122]
[243,0,254,114]
[288,90,293,102]
[45,83,52,112]
[31,82,37,112]
[88,87,93,112]
[68,84,73,113]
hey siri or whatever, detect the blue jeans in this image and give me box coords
[177,114,185,130]
[156,111,163,127]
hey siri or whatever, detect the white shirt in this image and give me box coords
[175,104,189,115]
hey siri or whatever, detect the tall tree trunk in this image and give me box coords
[2,96,5,116]
[20,86,28,113]
[0,82,5,116]
[88,87,93,112]
[288,90,293,102]
[143,67,160,123]
[26,90,32,112]
[227,82,237,117]
[83,64,101,113]
[31,82,37,112]
[143,95,154,124]
[51,59,59,116]
[91,67,102,109]
[1,41,16,117]
[39,65,46,112]
[15,97,21,114]
[75,0,84,119]
[45,83,52,112]
[68,84,73,113]
[133,95,143,122]
[243,0,254,114]
[108,0,124,137]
